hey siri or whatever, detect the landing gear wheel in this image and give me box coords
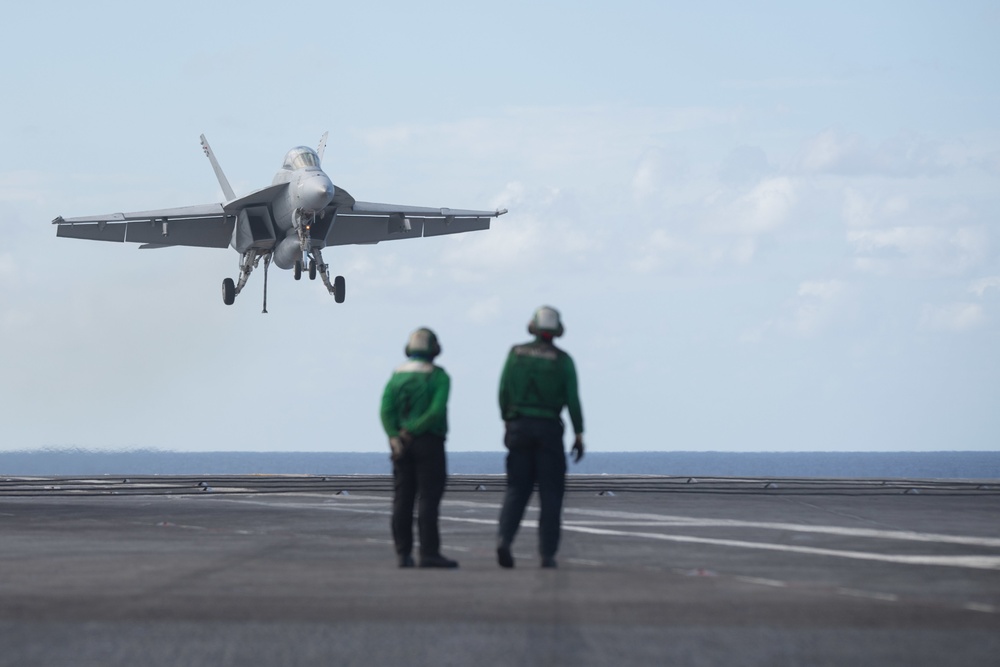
[309,259,317,280]
[334,275,346,304]
[294,260,302,281]
[222,278,236,306]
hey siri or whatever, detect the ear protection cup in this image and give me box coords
[405,327,441,358]
[527,306,564,338]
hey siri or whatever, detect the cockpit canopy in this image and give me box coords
[282,146,321,170]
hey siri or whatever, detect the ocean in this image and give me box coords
[2,449,999,479]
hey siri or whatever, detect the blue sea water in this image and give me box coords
[2,449,999,479]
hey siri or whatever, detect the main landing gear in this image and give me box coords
[303,245,345,304]
[222,277,236,305]
[221,248,345,309]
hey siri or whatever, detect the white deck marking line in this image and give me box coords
[321,506,1000,571]
[559,524,1000,570]
[835,588,900,602]
[209,496,1000,570]
[449,515,1000,571]
[437,499,1000,549]
[438,498,1000,549]
[734,576,789,588]
[558,507,1000,548]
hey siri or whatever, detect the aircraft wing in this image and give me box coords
[53,203,232,249]
[321,201,507,246]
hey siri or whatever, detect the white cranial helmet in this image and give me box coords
[527,306,564,337]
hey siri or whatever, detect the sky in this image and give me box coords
[1,0,998,454]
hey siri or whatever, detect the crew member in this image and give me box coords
[380,327,458,568]
[496,306,584,568]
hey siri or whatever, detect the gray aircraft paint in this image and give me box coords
[52,134,506,308]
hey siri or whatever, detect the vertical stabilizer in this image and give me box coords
[199,134,236,201]
[317,131,329,163]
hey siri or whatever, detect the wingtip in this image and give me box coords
[52,216,65,224]
[496,208,508,216]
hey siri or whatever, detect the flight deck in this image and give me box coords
[1,475,998,666]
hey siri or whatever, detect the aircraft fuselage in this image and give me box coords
[270,167,335,233]
[267,147,336,270]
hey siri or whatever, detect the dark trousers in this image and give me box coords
[497,417,567,559]
[392,433,447,558]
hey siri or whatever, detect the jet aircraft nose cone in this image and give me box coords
[299,174,335,211]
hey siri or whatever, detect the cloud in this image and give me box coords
[0,253,23,329]
[631,147,690,201]
[717,145,772,185]
[629,230,694,273]
[799,129,964,177]
[357,106,742,188]
[0,171,46,204]
[722,76,852,91]
[0,252,14,280]
[969,276,1000,297]
[628,173,797,274]
[435,181,599,280]
[742,279,851,341]
[782,280,848,336]
[630,230,756,274]
[800,130,867,174]
[919,302,984,332]
[329,179,599,296]
[841,186,995,279]
[842,188,911,229]
[790,279,850,336]
[740,177,797,233]
[466,295,502,324]
[708,177,797,235]
[353,114,806,282]
[848,225,988,276]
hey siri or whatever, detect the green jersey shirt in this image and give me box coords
[498,338,584,435]
[380,359,450,439]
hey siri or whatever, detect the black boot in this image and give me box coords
[497,544,514,569]
[419,554,459,568]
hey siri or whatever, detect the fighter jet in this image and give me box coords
[53,134,507,310]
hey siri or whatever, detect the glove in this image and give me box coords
[389,437,405,462]
[571,434,585,463]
